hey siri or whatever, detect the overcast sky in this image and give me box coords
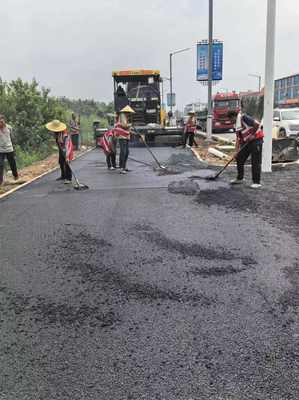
[1,0,298,108]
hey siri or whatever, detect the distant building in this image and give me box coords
[184,102,207,115]
[274,73,299,107]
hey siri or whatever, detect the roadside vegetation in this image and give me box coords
[59,97,113,146]
[0,78,112,169]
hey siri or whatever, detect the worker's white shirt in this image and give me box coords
[235,112,242,131]
[0,126,13,153]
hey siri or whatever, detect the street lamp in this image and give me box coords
[248,73,262,92]
[169,47,191,114]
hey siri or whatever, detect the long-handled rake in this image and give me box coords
[133,130,167,170]
[58,144,89,190]
[68,164,89,190]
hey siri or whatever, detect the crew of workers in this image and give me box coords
[54,105,264,187]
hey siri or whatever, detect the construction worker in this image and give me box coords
[99,129,117,170]
[230,106,264,189]
[183,111,197,148]
[46,120,74,183]
[114,105,135,174]
[0,114,19,185]
[69,113,80,151]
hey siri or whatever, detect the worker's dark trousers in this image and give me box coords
[71,134,80,150]
[183,133,195,147]
[236,139,263,184]
[106,152,116,168]
[119,139,129,169]
[58,148,72,181]
[0,152,18,184]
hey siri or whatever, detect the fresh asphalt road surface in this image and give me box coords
[0,147,298,400]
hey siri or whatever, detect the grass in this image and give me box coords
[14,144,56,170]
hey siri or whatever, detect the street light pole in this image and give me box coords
[170,53,173,114]
[262,0,277,173]
[169,48,191,115]
[248,73,262,92]
[207,0,213,140]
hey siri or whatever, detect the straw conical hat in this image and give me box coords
[46,120,67,132]
[120,105,135,114]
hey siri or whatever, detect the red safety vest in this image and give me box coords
[99,130,115,154]
[113,122,130,140]
[184,117,196,134]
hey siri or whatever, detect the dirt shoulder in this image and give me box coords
[0,146,93,196]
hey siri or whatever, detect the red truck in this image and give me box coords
[212,91,240,132]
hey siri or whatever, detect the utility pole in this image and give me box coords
[206,0,213,140]
[262,0,277,172]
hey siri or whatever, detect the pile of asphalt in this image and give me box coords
[166,151,207,170]
[168,180,200,195]
[168,176,230,195]
[157,150,208,175]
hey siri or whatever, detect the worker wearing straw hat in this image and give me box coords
[46,120,73,183]
[114,105,135,174]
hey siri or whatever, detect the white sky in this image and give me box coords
[1,0,298,109]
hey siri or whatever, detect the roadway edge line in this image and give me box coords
[0,147,95,201]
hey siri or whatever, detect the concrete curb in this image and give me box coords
[191,147,205,163]
[0,147,95,201]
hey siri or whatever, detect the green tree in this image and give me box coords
[0,77,67,165]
